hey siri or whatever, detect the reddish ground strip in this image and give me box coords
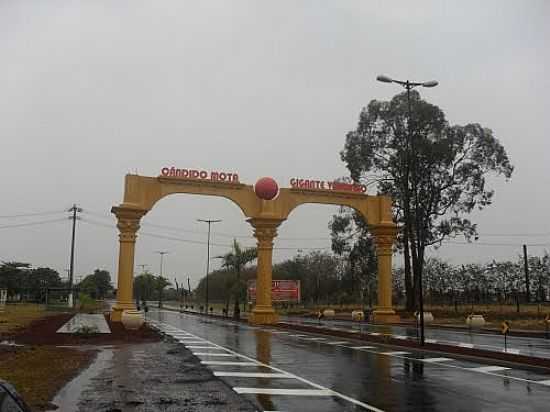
[6,313,160,345]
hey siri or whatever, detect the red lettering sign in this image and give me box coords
[247,280,301,303]
[290,178,366,193]
[160,167,239,183]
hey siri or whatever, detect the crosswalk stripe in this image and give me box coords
[214,372,291,378]
[381,351,410,356]
[193,353,236,357]
[186,346,221,349]
[422,357,453,363]
[201,361,258,366]
[233,388,333,396]
[470,366,510,373]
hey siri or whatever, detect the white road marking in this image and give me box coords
[422,357,453,363]
[214,372,291,378]
[270,331,289,334]
[193,353,237,357]
[381,351,410,356]
[234,388,333,396]
[327,341,349,345]
[425,339,438,344]
[369,332,381,336]
[458,343,474,348]
[155,319,385,411]
[186,345,222,349]
[393,335,408,340]
[289,334,308,337]
[350,346,376,350]
[537,380,550,386]
[470,366,510,373]
[502,348,521,355]
[201,361,259,366]
[179,340,206,344]
[303,337,327,341]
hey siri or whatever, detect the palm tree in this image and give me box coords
[218,239,257,320]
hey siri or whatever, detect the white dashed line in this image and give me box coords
[350,346,376,350]
[327,341,349,345]
[458,343,474,348]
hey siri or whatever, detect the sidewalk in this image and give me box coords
[49,340,257,411]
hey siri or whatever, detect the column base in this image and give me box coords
[372,308,400,324]
[111,301,136,322]
[248,306,279,325]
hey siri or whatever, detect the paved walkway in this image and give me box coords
[56,314,111,334]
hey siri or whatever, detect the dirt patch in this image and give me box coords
[0,304,57,335]
[0,345,96,411]
[6,313,160,345]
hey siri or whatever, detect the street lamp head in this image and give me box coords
[376,74,393,83]
[422,80,439,88]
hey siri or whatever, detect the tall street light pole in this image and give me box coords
[155,251,169,277]
[197,219,222,314]
[376,74,438,346]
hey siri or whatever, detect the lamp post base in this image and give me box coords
[248,306,279,325]
[111,301,137,322]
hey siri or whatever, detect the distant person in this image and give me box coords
[317,310,324,325]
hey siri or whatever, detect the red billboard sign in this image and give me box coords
[248,280,301,303]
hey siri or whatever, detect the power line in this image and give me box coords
[80,217,330,251]
[81,210,332,241]
[0,218,68,230]
[0,210,65,219]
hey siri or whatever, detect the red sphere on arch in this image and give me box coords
[254,177,279,200]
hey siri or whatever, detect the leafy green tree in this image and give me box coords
[79,269,112,299]
[341,91,513,311]
[134,271,156,302]
[330,206,377,306]
[0,262,30,299]
[154,275,171,308]
[218,239,257,319]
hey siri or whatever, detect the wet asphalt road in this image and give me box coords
[149,310,550,412]
[281,317,550,359]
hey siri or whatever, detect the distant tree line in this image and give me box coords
[393,255,550,309]
[0,261,113,302]
[192,244,550,310]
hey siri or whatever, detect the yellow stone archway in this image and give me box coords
[110,174,399,325]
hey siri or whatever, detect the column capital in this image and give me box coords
[247,218,285,247]
[370,223,397,255]
[112,206,148,243]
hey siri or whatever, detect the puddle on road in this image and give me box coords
[47,347,114,412]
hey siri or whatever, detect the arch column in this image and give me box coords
[371,224,400,323]
[247,217,284,325]
[111,206,147,322]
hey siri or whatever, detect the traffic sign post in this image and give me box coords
[501,321,510,352]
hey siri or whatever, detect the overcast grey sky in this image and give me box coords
[1,1,549,288]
